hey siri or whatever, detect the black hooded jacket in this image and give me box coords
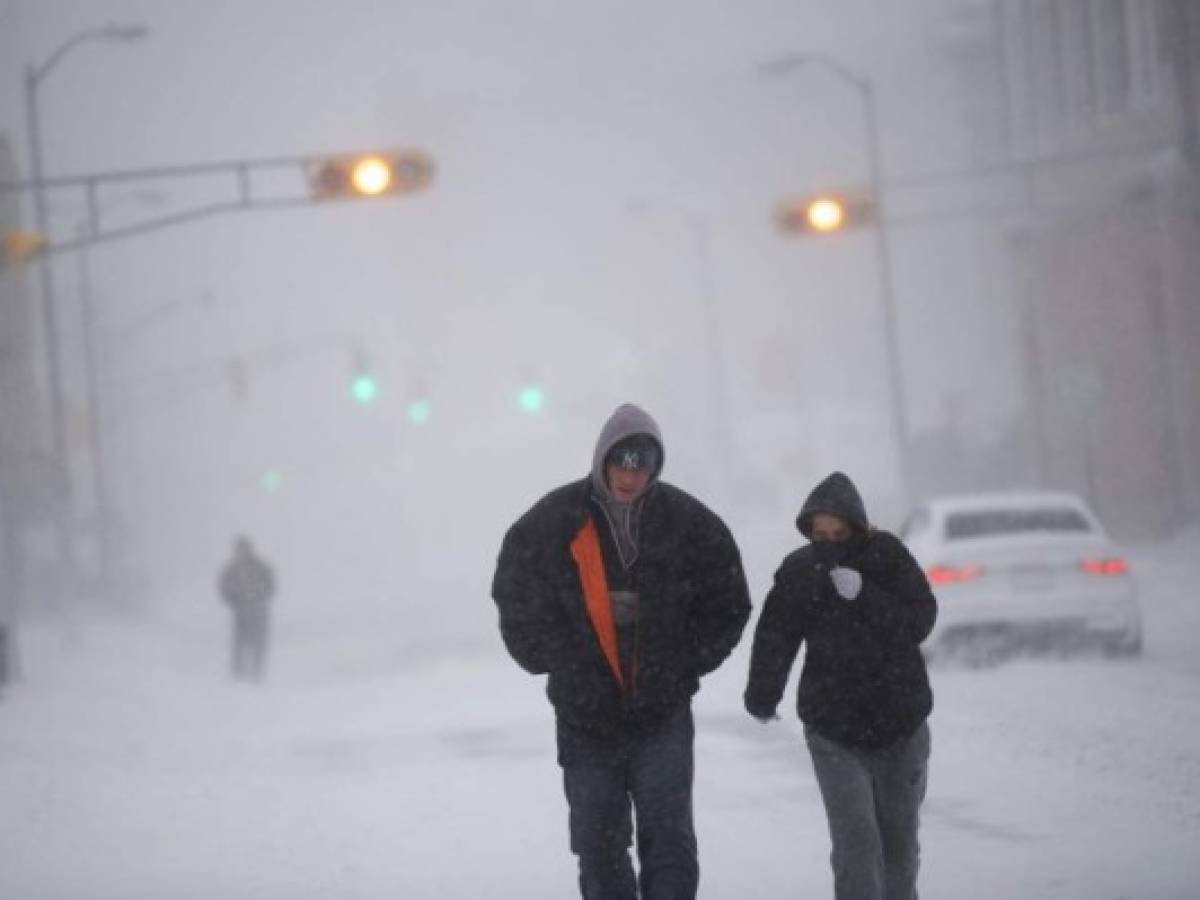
[744,472,936,749]
[492,406,751,737]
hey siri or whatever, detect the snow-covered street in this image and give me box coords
[3,531,1199,899]
[5,2,1200,897]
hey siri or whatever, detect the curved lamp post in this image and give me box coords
[24,22,148,601]
[760,53,911,509]
[24,22,148,484]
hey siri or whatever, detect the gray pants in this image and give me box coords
[805,722,931,900]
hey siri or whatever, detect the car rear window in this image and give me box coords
[944,508,1093,540]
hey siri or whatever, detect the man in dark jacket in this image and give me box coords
[493,402,751,900]
[744,472,936,900]
[218,536,275,682]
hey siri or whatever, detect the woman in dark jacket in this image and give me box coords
[744,472,936,900]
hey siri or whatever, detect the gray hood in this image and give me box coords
[590,403,665,502]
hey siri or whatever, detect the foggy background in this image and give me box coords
[3,1,1194,637]
[3,2,1200,898]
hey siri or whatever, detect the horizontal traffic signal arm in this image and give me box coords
[0,148,434,255]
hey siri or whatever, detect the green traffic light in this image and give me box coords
[352,373,379,405]
[517,385,545,414]
[407,399,433,425]
[260,469,283,495]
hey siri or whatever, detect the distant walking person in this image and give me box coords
[218,536,276,682]
[493,402,751,900]
[744,472,936,900]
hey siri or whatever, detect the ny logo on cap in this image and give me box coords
[607,435,659,473]
[618,450,644,470]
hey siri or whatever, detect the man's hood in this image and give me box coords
[796,471,869,537]
[590,403,665,501]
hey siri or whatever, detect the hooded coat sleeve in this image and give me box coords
[743,564,806,719]
[685,510,751,676]
[491,519,579,675]
[854,534,937,645]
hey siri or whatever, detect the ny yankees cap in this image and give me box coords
[605,434,660,472]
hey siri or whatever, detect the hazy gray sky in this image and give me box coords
[2,0,1020,620]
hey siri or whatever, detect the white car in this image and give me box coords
[901,491,1143,662]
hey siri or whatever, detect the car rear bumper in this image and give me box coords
[927,581,1142,654]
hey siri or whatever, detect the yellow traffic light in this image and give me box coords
[350,156,393,196]
[308,150,434,201]
[2,229,47,265]
[805,197,846,232]
[775,192,875,236]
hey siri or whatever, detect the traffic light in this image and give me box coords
[348,345,378,405]
[308,150,434,201]
[260,469,283,496]
[349,371,379,405]
[775,192,876,236]
[516,384,545,415]
[2,229,47,266]
[352,374,378,404]
[406,398,433,425]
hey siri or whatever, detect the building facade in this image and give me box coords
[943,0,1200,536]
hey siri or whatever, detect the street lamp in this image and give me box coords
[804,196,847,232]
[760,52,912,509]
[24,22,149,494]
[23,22,147,600]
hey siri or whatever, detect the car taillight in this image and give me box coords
[927,564,984,585]
[1080,558,1129,576]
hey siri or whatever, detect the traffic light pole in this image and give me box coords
[0,149,429,257]
[75,224,117,609]
[24,63,77,596]
[0,156,313,256]
[17,24,149,614]
[24,63,69,501]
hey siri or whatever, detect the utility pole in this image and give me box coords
[23,65,67,478]
[75,224,117,607]
[1160,0,1200,523]
[22,24,149,607]
[1164,1,1200,175]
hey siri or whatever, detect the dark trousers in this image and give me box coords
[558,705,698,900]
[230,613,269,681]
[805,722,931,900]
